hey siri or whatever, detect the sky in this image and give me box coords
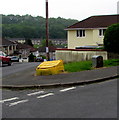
[0,0,118,21]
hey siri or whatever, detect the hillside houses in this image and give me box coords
[0,38,17,55]
[9,38,67,47]
[0,38,38,57]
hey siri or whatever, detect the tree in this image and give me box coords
[40,39,54,47]
[24,38,33,47]
[2,14,78,39]
[104,23,119,54]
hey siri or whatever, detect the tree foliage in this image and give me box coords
[24,38,33,47]
[40,39,54,47]
[2,14,78,39]
[104,23,119,54]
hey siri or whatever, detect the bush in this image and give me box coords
[104,23,119,54]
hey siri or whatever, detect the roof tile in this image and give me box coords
[67,14,119,29]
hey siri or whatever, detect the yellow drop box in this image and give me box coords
[36,60,64,76]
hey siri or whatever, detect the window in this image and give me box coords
[99,29,106,36]
[77,30,85,37]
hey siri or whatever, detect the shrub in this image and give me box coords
[104,23,119,54]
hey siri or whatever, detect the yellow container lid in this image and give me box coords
[37,60,63,69]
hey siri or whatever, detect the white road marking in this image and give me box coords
[0,97,19,103]
[60,87,76,92]
[27,91,44,96]
[9,99,28,107]
[37,93,54,99]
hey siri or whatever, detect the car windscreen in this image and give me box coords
[0,52,6,56]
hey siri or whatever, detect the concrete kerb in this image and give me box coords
[0,75,118,90]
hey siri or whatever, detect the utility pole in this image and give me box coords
[46,0,50,60]
[117,1,119,24]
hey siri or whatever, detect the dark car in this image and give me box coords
[35,57,44,62]
[10,56,19,62]
[0,51,12,66]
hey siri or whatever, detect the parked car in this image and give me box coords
[35,57,44,62]
[75,46,103,49]
[22,57,29,62]
[10,56,19,62]
[0,51,12,66]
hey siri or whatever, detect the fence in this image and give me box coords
[108,52,119,59]
[55,48,108,63]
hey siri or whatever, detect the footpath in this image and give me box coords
[1,66,119,89]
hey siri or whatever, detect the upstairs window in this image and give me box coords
[77,30,85,37]
[99,29,106,36]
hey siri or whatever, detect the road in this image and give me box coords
[1,79,117,118]
[1,62,40,77]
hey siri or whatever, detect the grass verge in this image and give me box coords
[64,59,119,72]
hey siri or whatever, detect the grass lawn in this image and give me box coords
[64,59,119,72]
[33,44,40,48]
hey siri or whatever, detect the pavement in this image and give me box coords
[1,66,119,89]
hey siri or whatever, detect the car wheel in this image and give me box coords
[8,61,12,66]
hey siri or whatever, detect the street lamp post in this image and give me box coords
[46,0,50,60]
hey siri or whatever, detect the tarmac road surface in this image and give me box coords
[1,79,117,118]
[1,62,40,77]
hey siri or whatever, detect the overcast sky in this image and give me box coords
[0,0,118,20]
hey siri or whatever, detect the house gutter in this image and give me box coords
[64,27,107,31]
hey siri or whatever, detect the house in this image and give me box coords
[16,43,39,57]
[65,14,119,49]
[0,38,17,55]
[9,38,67,47]
[38,46,56,60]
[9,38,26,44]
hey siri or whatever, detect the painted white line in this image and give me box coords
[27,91,44,96]
[9,99,28,107]
[37,93,54,99]
[60,87,76,92]
[0,97,19,103]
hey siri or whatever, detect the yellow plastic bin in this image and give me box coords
[36,60,64,76]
